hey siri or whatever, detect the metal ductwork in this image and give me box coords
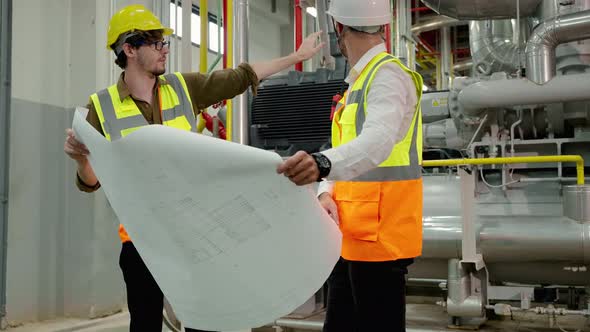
[411,15,467,34]
[469,19,529,75]
[525,9,590,84]
[421,0,543,20]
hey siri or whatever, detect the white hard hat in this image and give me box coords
[327,0,392,27]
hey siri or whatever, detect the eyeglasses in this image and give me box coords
[136,40,170,51]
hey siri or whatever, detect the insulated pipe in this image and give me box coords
[422,155,585,184]
[420,0,542,20]
[458,73,590,117]
[232,0,249,144]
[525,9,590,85]
[294,0,303,71]
[417,175,590,286]
[411,15,466,35]
[440,27,452,89]
[469,20,525,75]
[453,59,472,72]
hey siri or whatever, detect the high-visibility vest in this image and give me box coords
[90,72,196,243]
[331,52,424,261]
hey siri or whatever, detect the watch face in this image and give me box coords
[317,157,329,168]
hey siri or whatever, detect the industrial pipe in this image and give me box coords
[453,59,472,72]
[416,176,590,286]
[411,15,466,35]
[525,9,590,85]
[294,0,303,71]
[440,26,451,89]
[420,0,542,20]
[422,155,585,185]
[469,19,526,75]
[457,72,590,116]
[232,0,249,144]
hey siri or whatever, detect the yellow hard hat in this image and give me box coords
[106,4,173,50]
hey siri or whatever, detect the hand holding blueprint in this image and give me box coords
[72,108,341,331]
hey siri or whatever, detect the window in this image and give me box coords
[169,1,224,54]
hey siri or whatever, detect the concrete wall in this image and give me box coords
[6,0,292,325]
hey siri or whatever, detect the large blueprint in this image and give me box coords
[72,108,341,331]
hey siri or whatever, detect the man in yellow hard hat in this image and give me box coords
[64,4,322,332]
[277,0,424,330]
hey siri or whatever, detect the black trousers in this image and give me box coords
[323,257,413,332]
[119,242,216,332]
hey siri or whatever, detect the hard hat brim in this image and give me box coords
[106,27,175,50]
[327,13,391,27]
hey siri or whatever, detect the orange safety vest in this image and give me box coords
[90,72,196,243]
[331,52,424,261]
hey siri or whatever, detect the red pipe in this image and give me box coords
[385,24,392,53]
[294,0,303,71]
[222,0,227,68]
[411,6,431,12]
[418,35,436,54]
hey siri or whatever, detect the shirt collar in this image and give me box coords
[345,43,387,85]
[116,72,169,102]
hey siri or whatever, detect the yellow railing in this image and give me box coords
[422,155,585,185]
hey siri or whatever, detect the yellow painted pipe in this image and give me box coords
[200,0,208,74]
[423,155,585,185]
[196,0,209,130]
[225,0,233,141]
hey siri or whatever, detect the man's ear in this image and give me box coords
[122,43,136,58]
[336,22,344,34]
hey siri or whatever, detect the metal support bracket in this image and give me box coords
[458,167,485,270]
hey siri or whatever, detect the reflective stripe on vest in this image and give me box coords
[90,72,196,243]
[91,72,196,141]
[331,52,424,262]
[332,53,423,181]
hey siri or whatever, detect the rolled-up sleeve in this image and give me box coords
[182,63,259,112]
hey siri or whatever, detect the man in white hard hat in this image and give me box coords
[277,0,424,330]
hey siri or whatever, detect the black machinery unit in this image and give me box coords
[250,70,347,156]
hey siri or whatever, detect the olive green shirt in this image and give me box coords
[76,63,259,192]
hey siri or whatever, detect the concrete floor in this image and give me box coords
[6,303,590,331]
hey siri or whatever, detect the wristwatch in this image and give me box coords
[311,152,332,181]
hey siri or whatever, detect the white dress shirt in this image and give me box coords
[318,43,418,196]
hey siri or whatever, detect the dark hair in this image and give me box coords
[112,30,165,69]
